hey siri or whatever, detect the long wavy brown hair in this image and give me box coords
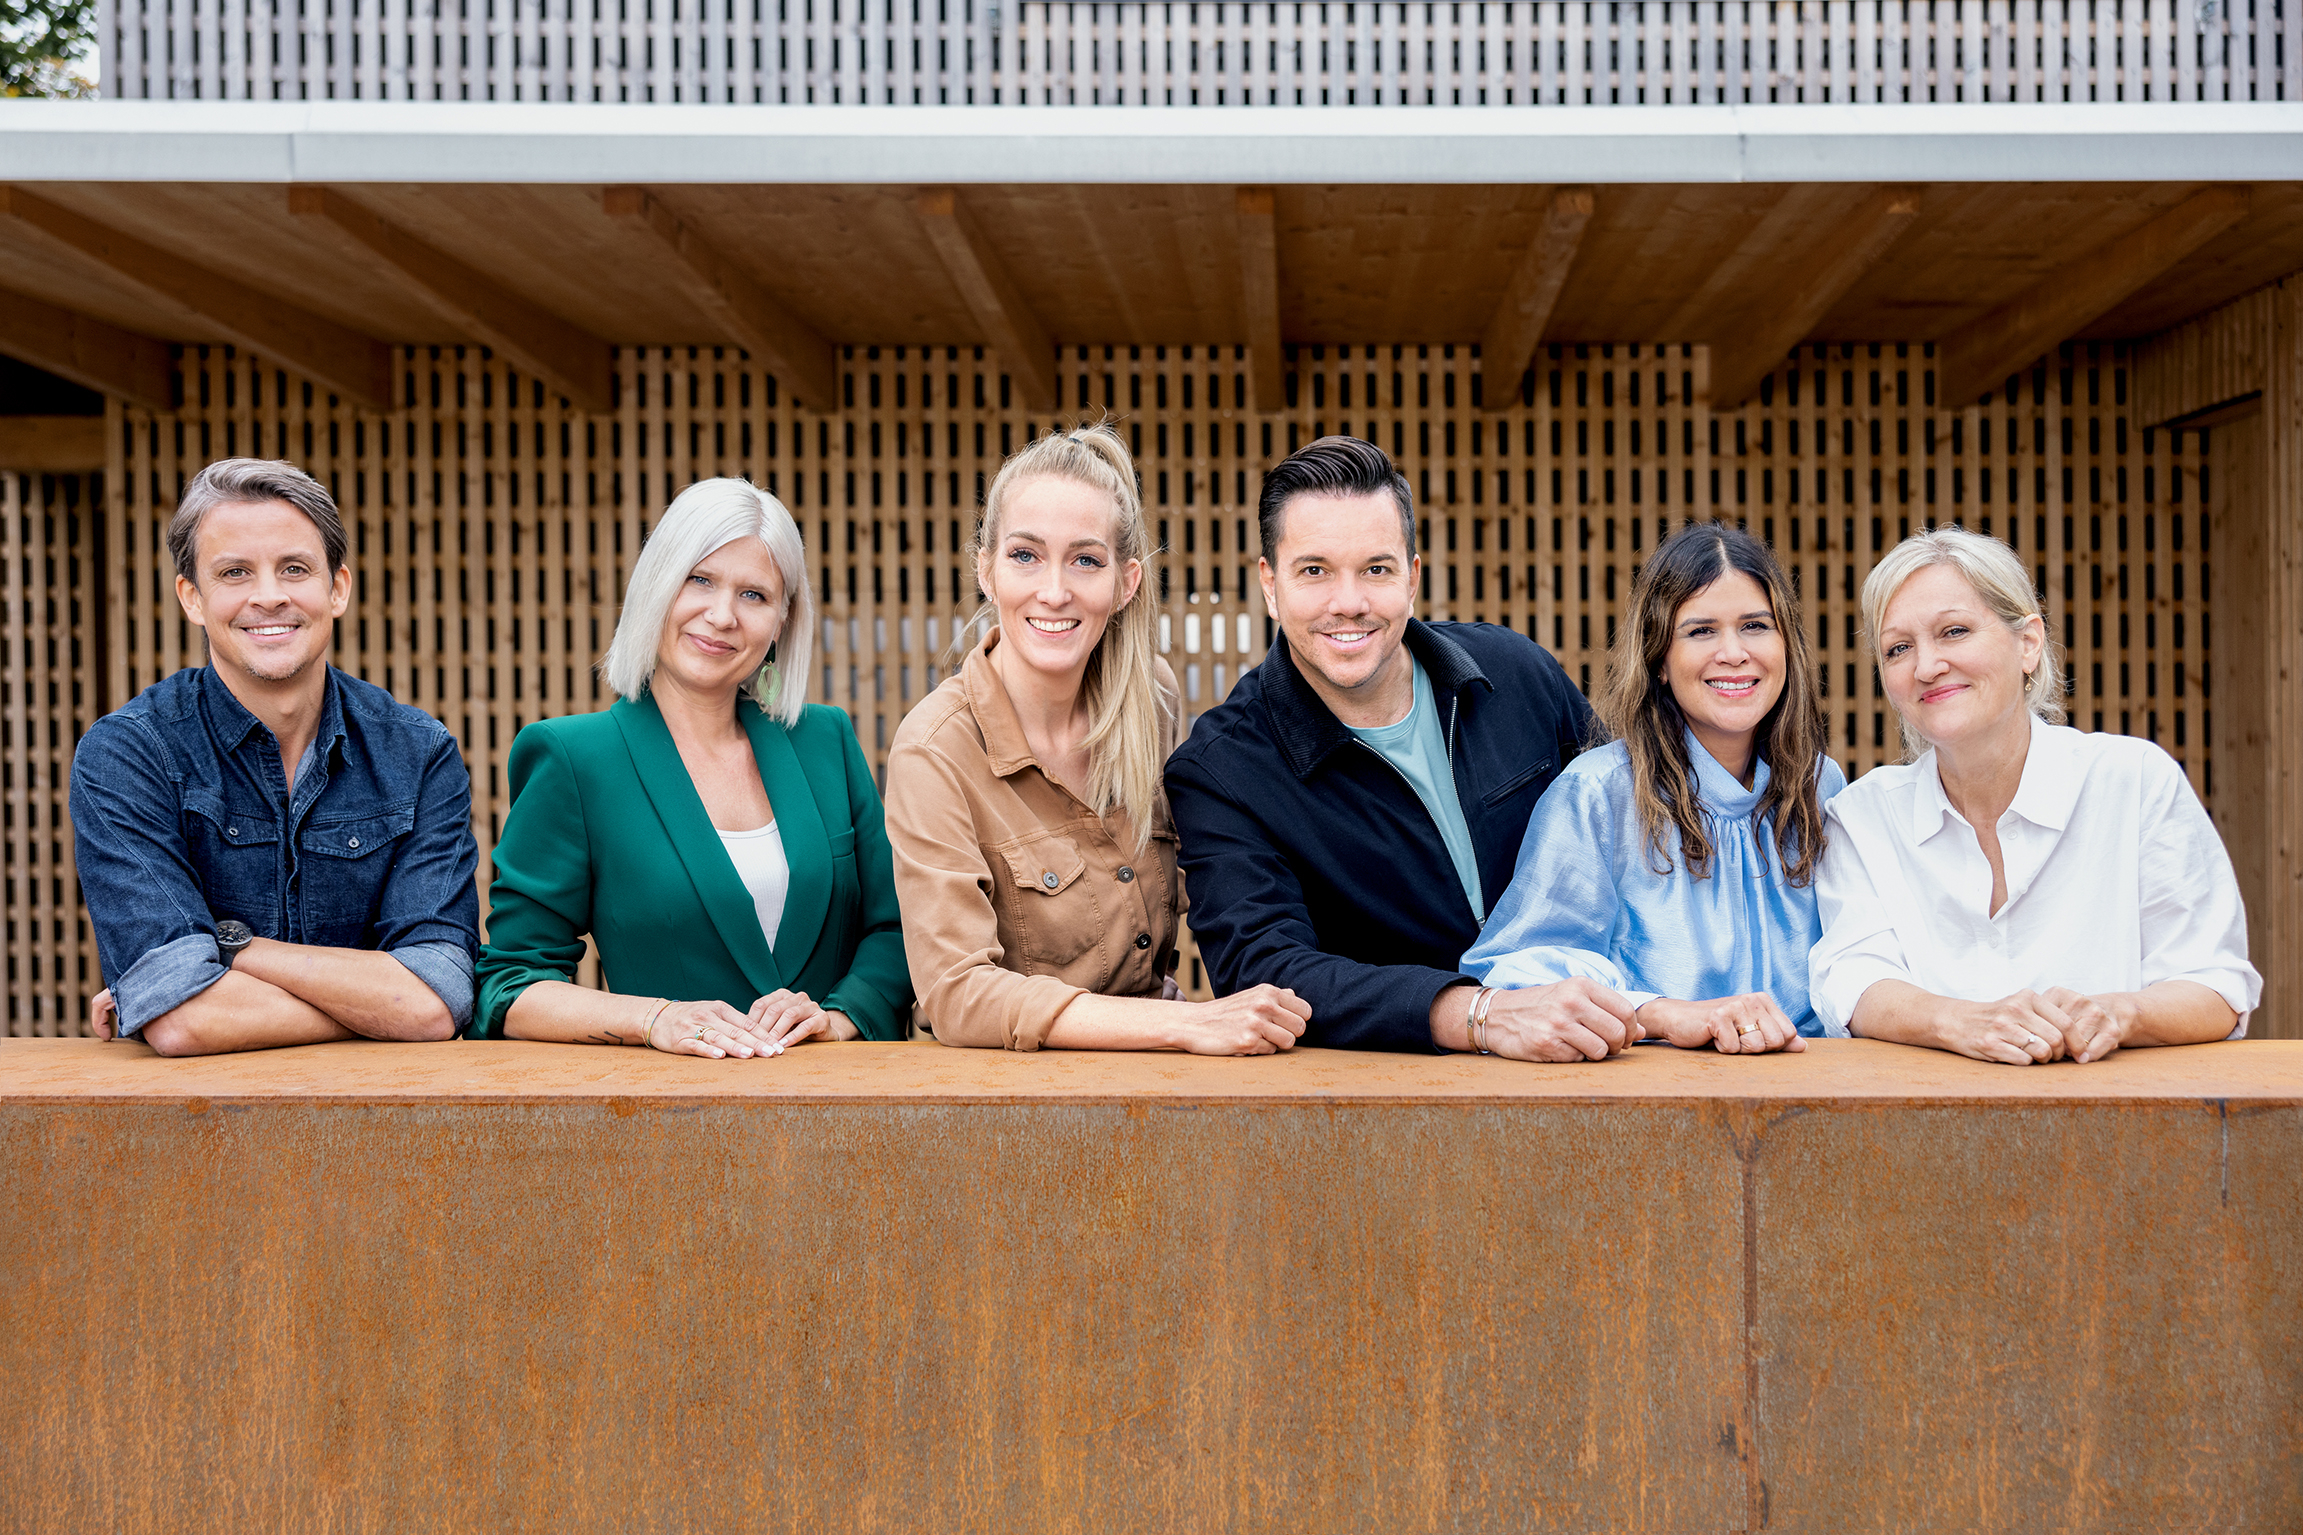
[1597,522,1830,886]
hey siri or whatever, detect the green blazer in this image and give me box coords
[473,694,912,1040]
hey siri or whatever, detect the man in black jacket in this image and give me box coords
[1165,436,1640,1058]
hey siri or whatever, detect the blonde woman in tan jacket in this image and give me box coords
[885,424,1311,1052]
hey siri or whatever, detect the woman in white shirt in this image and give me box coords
[1810,526,2259,1063]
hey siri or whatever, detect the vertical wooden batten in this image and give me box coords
[2136,273,2303,1037]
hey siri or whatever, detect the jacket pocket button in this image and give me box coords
[1134,932,1152,950]
[1042,871,1059,889]
[1116,865,1135,883]
[226,828,238,838]
[348,837,360,849]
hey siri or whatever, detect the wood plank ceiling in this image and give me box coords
[3,179,2299,398]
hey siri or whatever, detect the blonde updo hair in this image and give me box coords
[601,477,816,726]
[967,422,1163,850]
[1861,525,2065,759]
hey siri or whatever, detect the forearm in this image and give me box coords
[235,938,455,1041]
[1043,991,1189,1051]
[2117,980,2240,1047]
[140,971,358,1056]
[503,980,660,1047]
[1844,979,1957,1049]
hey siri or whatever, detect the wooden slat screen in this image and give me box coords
[5,336,2218,1031]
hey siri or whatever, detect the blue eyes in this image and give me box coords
[690,574,767,602]
[1008,548,1104,569]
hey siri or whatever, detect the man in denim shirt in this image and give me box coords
[73,458,479,1055]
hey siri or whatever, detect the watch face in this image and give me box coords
[215,919,254,949]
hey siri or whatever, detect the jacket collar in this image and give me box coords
[610,690,833,995]
[962,629,1043,779]
[1259,618,1490,780]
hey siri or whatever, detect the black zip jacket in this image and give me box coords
[1164,619,1592,1052]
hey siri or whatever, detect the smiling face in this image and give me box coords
[1663,568,1787,779]
[978,475,1142,686]
[655,535,787,702]
[174,498,350,690]
[1876,561,2044,754]
[1258,489,1419,725]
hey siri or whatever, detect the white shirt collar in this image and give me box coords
[1909,714,2077,842]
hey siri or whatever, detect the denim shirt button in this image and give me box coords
[348,837,360,848]
[226,827,238,838]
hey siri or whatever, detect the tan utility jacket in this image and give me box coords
[884,630,1185,1049]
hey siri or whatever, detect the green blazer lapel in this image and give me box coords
[743,708,832,969]
[610,695,786,998]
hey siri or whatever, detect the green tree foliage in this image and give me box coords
[2,0,97,97]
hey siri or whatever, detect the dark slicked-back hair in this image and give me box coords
[168,458,349,585]
[1257,435,1416,561]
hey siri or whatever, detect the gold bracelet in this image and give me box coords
[639,998,671,1049]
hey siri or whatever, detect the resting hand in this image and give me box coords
[2038,987,2136,1064]
[89,988,118,1041]
[1484,978,1643,1062]
[1937,990,2071,1065]
[745,989,845,1052]
[1167,985,1311,1055]
[643,998,778,1059]
[1639,993,1804,1054]
[1159,974,1186,1002]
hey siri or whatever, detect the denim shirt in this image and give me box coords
[69,665,480,1036]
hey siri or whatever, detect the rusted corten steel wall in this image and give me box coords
[2,1038,2296,1533]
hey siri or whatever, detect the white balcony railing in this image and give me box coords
[98,0,2299,107]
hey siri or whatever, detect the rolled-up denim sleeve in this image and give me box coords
[110,932,227,1038]
[389,939,476,1032]
[68,715,230,1035]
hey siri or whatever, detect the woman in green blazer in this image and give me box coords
[474,479,911,1055]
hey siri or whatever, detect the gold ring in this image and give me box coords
[1737,1023,1762,1035]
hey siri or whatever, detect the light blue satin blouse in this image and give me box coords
[1460,735,1849,1035]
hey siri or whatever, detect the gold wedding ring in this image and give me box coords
[1736,1023,1762,1036]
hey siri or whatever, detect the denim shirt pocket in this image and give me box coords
[182,794,282,932]
[298,806,418,939]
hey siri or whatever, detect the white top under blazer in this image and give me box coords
[1809,716,2259,1037]
[716,820,790,954]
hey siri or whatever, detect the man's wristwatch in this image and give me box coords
[214,919,255,969]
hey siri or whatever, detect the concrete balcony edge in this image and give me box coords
[1,99,2299,184]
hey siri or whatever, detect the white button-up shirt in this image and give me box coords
[1810,716,2259,1036]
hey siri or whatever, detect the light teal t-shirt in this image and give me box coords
[1346,659,1485,922]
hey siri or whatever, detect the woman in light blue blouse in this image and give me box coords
[1463,523,1843,1052]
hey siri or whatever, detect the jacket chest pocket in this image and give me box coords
[993,829,1103,972]
[297,808,417,934]
[184,798,282,930]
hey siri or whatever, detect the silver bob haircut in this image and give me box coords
[600,478,815,726]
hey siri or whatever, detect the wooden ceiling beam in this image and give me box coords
[0,416,106,472]
[1938,186,2252,408]
[1705,186,1925,411]
[0,186,392,412]
[1236,187,1284,415]
[290,186,612,413]
[1480,187,1595,413]
[0,286,173,411]
[916,187,1059,415]
[601,187,840,413]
